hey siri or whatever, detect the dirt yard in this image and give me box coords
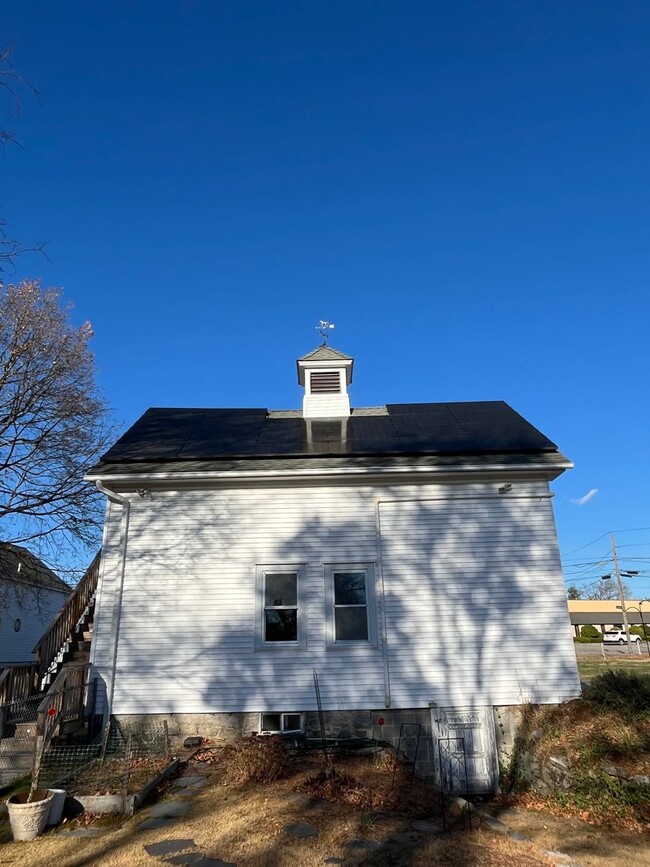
[1,748,648,866]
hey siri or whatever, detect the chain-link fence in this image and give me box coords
[36,718,171,797]
[0,694,41,787]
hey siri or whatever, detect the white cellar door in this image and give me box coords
[431,706,498,795]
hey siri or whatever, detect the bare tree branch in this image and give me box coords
[0,280,116,568]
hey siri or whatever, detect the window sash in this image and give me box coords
[326,565,376,646]
[256,566,305,648]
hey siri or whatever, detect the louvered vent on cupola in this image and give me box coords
[296,344,354,419]
[309,371,341,394]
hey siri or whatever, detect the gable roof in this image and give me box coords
[90,401,563,472]
[0,543,71,593]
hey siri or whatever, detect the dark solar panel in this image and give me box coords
[254,418,305,454]
[178,409,266,458]
[387,402,556,452]
[101,401,558,463]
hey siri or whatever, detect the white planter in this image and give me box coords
[46,789,66,826]
[7,789,54,841]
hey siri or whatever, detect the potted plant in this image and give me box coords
[6,788,54,841]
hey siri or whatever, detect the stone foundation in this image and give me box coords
[115,707,437,779]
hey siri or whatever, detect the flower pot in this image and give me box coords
[46,789,66,826]
[7,789,54,841]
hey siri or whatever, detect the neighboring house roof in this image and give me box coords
[88,400,568,474]
[297,344,353,362]
[0,543,71,593]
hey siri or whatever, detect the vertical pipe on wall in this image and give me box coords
[95,481,131,723]
[375,500,392,708]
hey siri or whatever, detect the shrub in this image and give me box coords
[586,670,650,715]
[225,735,289,783]
[580,625,602,640]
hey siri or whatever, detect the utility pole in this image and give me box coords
[610,533,632,652]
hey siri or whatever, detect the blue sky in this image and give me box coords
[3,1,650,595]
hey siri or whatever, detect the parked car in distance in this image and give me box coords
[603,629,641,645]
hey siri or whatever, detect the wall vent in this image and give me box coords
[310,371,341,394]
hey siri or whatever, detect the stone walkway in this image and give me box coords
[138,760,236,866]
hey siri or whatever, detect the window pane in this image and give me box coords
[334,572,366,605]
[265,572,297,607]
[261,713,281,731]
[265,609,298,641]
[335,607,368,641]
[283,714,302,731]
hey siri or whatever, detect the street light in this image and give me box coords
[616,601,650,659]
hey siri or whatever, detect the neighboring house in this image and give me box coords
[0,543,71,667]
[86,344,580,792]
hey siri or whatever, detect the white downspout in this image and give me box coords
[375,501,392,708]
[95,481,130,724]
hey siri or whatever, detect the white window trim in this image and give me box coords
[255,564,307,650]
[324,562,378,648]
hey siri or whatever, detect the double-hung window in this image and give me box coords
[325,563,377,647]
[256,565,305,647]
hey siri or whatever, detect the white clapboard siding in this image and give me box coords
[379,496,580,706]
[90,480,580,715]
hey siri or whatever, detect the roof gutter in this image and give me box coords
[86,460,573,486]
[94,481,130,724]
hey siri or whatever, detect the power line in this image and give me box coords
[561,527,650,559]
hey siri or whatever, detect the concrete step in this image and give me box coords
[0,738,36,754]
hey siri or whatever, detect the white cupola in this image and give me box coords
[296,344,354,419]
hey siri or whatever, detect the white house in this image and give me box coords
[0,543,71,668]
[86,344,580,791]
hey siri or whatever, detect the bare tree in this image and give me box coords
[0,280,115,570]
[0,43,44,274]
[583,577,631,601]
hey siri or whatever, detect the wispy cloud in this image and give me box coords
[571,488,599,506]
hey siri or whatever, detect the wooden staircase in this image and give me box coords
[32,551,100,690]
[0,553,101,787]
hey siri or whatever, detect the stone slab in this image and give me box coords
[478,814,509,835]
[390,831,420,844]
[284,821,318,838]
[138,816,177,831]
[346,839,383,851]
[149,800,191,819]
[161,854,206,866]
[173,776,208,790]
[411,820,441,834]
[144,838,197,857]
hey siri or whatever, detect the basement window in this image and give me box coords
[260,712,303,734]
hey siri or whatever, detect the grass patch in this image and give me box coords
[577,657,650,681]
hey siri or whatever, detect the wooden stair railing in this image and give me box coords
[0,663,39,704]
[32,551,101,682]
